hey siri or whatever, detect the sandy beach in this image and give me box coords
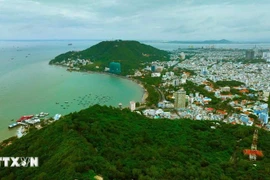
[137,83,148,103]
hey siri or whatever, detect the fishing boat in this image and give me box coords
[8,122,19,129]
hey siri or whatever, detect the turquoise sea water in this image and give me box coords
[1,40,270,142]
[0,40,144,142]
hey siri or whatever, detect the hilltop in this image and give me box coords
[49,40,170,75]
[0,105,270,179]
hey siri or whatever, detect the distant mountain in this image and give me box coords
[49,40,170,75]
[168,39,233,44]
[202,39,232,44]
[1,105,270,179]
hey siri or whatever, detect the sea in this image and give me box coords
[0,40,270,142]
[0,40,142,142]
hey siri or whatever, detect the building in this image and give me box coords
[180,52,185,60]
[53,114,61,121]
[254,104,269,125]
[259,112,268,125]
[262,91,270,101]
[204,86,212,92]
[221,86,230,92]
[151,63,163,72]
[151,64,156,72]
[109,62,121,74]
[151,73,161,77]
[130,101,136,112]
[134,70,142,77]
[201,67,208,76]
[155,66,164,72]
[118,103,122,109]
[262,52,270,62]
[173,79,180,86]
[245,50,255,60]
[173,89,186,109]
[181,73,187,84]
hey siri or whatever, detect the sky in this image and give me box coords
[0,0,270,41]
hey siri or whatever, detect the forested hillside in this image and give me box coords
[0,105,269,180]
[49,40,170,75]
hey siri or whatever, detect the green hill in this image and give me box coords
[0,105,270,179]
[49,40,170,75]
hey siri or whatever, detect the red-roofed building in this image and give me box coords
[216,110,228,115]
[240,89,249,93]
[206,108,214,111]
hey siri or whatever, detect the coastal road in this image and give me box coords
[155,87,165,102]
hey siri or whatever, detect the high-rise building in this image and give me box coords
[151,64,156,72]
[262,52,270,62]
[173,79,180,86]
[181,73,187,84]
[130,101,136,112]
[109,62,121,74]
[180,52,185,60]
[174,89,186,109]
[245,50,255,60]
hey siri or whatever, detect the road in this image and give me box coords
[154,86,165,102]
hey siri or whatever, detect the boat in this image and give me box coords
[38,112,49,117]
[39,112,45,117]
[16,115,34,122]
[68,43,72,46]
[8,122,19,129]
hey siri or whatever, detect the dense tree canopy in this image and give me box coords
[49,40,170,75]
[0,105,269,179]
[216,80,245,87]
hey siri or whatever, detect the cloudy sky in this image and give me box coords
[0,0,269,41]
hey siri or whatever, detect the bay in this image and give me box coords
[1,40,270,142]
[0,40,143,142]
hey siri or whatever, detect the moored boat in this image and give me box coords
[8,122,19,129]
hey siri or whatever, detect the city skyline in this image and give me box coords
[0,0,270,41]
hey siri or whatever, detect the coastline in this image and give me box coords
[0,66,148,144]
[83,70,149,104]
[55,65,149,104]
[130,78,148,103]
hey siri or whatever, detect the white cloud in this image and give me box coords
[0,0,269,41]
